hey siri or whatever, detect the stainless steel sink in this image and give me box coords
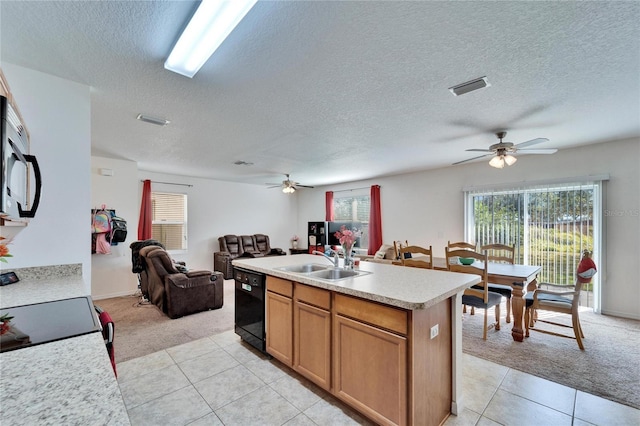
[276,264,332,273]
[308,268,369,281]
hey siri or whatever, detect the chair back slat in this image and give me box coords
[481,243,515,264]
[399,245,433,269]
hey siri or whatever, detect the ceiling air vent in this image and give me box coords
[136,114,170,126]
[448,76,490,96]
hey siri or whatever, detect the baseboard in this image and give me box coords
[600,309,640,321]
[92,290,139,301]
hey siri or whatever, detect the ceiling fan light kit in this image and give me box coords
[454,131,557,168]
[164,0,258,78]
[489,154,517,169]
[448,76,490,96]
[266,174,314,194]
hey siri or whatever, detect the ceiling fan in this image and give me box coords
[266,174,314,193]
[453,131,558,168]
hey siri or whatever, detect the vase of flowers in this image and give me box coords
[0,237,12,263]
[333,226,361,269]
[291,235,299,249]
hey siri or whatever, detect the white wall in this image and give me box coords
[89,167,298,299]
[138,171,298,271]
[1,63,92,291]
[90,156,139,298]
[298,138,640,319]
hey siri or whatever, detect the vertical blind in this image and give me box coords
[151,192,187,250]
[465,180,600,297]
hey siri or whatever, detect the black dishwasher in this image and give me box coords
[233,267,267,353]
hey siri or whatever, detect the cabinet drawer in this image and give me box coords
[267,276,293,297]
[334,293,408,336]
[295,283,330,310]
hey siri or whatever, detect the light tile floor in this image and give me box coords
[117,330,640,426]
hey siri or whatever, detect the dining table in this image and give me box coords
[432,257,541,342]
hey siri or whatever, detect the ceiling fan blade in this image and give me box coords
[466,148,493,152]
[296,184,315,188]
[516,148,558,155]
[515,138,549,149]
[452,153,492,165]
[266,185,281,189]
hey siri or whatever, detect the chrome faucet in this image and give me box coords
[312,250,340,268]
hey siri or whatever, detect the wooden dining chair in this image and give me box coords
[481,243,515,264]
[446,248,503,340]
[480,243,515,323]
[447,240,476,251]
[399,245,433,269]
[448,241,476,314]
[393,240,409,261]
[524,281,586,349]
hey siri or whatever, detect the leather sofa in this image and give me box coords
[214,234,285,279]
[139,245,224,319]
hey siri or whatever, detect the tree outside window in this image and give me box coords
[467,184,597,306]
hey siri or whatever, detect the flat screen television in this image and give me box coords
[327,221,362,247]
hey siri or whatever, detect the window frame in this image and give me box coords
[151,191,188,254]
[464,179,604,313]
[332,189,370,254]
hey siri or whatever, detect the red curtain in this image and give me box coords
[368,185,382,255]
[138,180,152,240]
[325,191,334,222]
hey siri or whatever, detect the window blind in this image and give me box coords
[151,192,187,250]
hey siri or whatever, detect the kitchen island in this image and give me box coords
[0,265,130,425]
[233,254,480,426]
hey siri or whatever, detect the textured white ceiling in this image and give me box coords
[1,1,639,187]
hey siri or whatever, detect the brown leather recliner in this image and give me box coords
[239,235,264,258]
[139,246,224,319]
[214,234,286,279]
[214,235,244,279]
[254,234,286,257]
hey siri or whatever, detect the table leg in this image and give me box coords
[511,283,525,342]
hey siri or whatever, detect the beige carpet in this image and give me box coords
[461,305,640,410]
[96,283,639,411]
[94,279,235,363]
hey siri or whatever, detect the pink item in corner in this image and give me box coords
[95,233,111,254]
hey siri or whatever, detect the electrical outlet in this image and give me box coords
[430,324,439,339]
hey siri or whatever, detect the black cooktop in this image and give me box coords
[0,296,101,353]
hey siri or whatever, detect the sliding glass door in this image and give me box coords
[465,181,601,310]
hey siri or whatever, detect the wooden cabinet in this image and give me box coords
[265,275,452,426]
[334,294,408,426]
[294,284,331,390]
[266,277,293,366]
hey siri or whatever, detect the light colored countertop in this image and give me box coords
[0,266,130,425]
[233,254,481,310]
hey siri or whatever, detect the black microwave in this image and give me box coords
[1,95,41,220]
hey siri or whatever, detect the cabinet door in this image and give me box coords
[266,291,293,366]
[294,301,331,390]
[333,314,407,426]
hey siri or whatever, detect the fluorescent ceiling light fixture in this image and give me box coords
[449,76,490,96]
[137,114,170,126]
[165,0,258,78]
